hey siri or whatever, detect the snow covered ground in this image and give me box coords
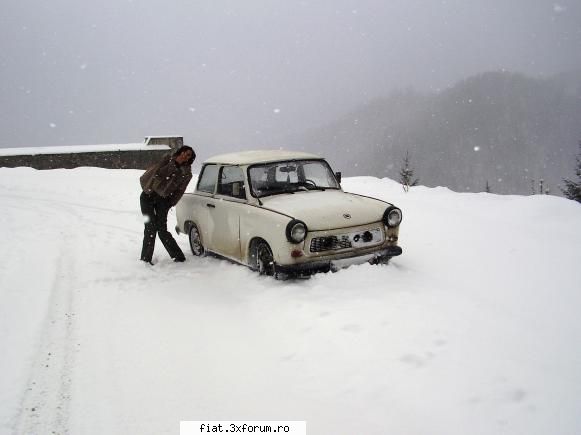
[0,167,580,435]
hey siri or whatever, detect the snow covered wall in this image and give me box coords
[0,167,580,435]
[0,144,171,170]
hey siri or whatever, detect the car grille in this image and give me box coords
[309,227,384,253]
[310,235,352,253]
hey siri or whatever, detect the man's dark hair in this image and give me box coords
[174,145,196,165]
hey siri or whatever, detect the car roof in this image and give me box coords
[204,150,322,165]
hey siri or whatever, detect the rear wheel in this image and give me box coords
[188,224,205,256]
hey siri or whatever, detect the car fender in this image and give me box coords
[239,205,297,265]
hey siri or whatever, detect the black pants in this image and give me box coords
[140,191,185,262]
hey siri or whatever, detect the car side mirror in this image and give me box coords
[335,171,342,184]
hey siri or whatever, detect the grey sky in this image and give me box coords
[1,0,579,154]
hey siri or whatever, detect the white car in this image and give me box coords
[176,150,402,278]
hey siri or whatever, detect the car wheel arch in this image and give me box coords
[186,220,206,256]
[248,237,273,270]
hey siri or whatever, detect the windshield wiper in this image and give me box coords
[256,188,296,198]
[278,188,297,195]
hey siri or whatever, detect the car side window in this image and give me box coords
[197,164,218,193]
[217,166,246,200]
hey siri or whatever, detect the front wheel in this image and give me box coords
[189,224,205,256]
[255,240,276,277]
[370,255,391,265]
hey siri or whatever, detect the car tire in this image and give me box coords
[189,224,205,256]
[370,255,391,265]
[255,240,276,277]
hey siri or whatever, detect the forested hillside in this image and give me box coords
[293,71,581,195]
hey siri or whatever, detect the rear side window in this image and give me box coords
[197,164,218,193]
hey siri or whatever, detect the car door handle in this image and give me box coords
[206,203,216,208]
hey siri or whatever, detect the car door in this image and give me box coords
[206,165,247,260]
[194,164,219,248]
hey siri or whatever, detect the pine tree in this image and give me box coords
[399,150,419,192]
[485,180,491,193]
[560,142,581,203]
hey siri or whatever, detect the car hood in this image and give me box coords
[260,190,389,231]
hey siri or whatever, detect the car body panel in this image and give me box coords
[238,204,296,264]
[206,196,244,259]
[260,190,387,230]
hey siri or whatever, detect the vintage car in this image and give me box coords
[175,150,402,278]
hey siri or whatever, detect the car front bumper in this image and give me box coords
[275,245,402,275]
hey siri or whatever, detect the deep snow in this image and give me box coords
[0,167,580,435]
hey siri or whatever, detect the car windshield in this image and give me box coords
[249,160,340,198]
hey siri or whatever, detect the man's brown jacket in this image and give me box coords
[140,153,192,206]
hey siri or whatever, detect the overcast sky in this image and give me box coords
[1,0,579,154]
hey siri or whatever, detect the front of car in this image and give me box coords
[246,158,403,274]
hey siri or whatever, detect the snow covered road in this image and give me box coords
[1,168,580,435]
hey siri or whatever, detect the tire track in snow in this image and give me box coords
[14,202,82,435]
[0,192,139,236]
[0,192,135,216]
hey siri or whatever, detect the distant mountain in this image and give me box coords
[289,71,581,195]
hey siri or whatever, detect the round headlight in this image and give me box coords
[286,219,307,243]
[383,206,402,228]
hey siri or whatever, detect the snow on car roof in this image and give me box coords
[204,150,322,165]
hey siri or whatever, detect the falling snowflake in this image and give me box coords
[188,107,196,112]
[273,108,281,114]
[49,123,57,128]
[474,146,480,151]
[553,3,566,13]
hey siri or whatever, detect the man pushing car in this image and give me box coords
[139,145,195,265]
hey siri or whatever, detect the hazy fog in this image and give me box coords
[1,0,579,155]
